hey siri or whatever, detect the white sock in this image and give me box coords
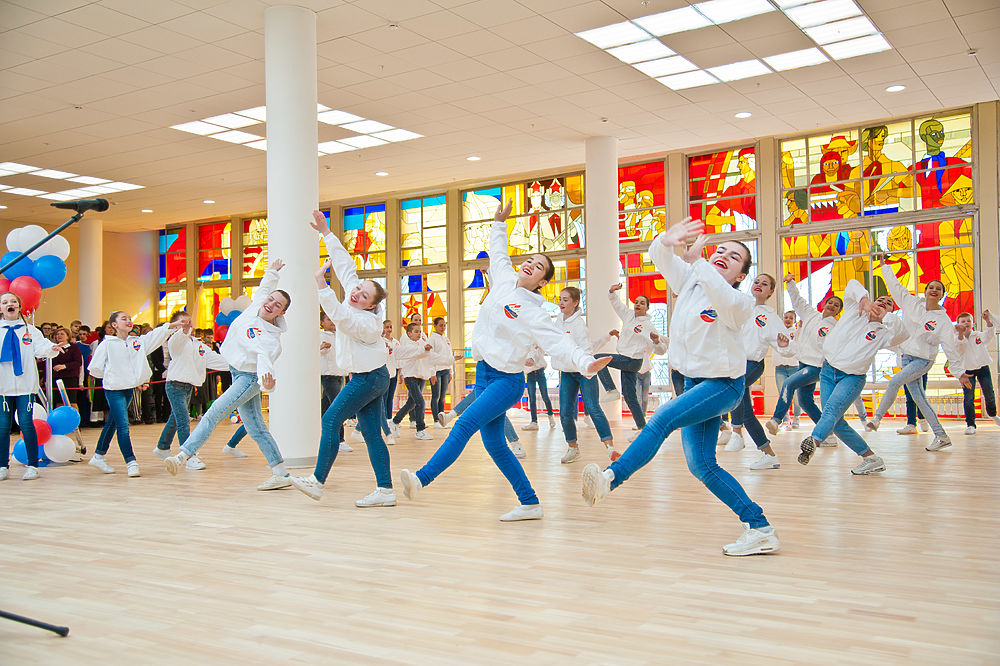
[178,451,190,461]
[271,463,288,477]
[604,468,615,482]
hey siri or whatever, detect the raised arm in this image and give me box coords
[205,346,230,372]
[524,306,597,375]
[879,258,918,313]
[487,200,516,285]
[607,284,632,322]
[784,276,817,324]
[138,322,178,355]
[87,340,108,379]
[648,218,704,293]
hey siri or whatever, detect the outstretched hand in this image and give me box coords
[587,355,613,375]
[494,200,513,222]
[783,274,795,285]
[310,210,330,234]
[683,234,708,264]
[315,259,332,287]
[608,283,623,294]
[270,258,285,272]
[984,309,994,327]
[777,333,789,348]
[261,372,276,391]
[658,216,704,249]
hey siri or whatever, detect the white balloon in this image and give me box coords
[43,434,75,463]
[6,228,23,253]
[218,298,236,315]
[17,225,48,255]
[234,295,251,311]
[29,234,70,261]
[14,402,47,426]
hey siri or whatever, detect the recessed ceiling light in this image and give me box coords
[341,120,394,134]
[31,169,78,179]
[695,0,775,24]
[67,176,111,185]
[0,162,39,173]
[0,205,7,209]
[784,0,861,28]
[52,189,93,198]
[317,141,357,154]
[317,110,364,125]
[371,129,422,142]
[245,139,268,150]
[634,56,698,77]
[5,187,47,196]
[657,70,720,90]
[466,156,481,161]
[339,135,388,149]
[606,39,675,64]
[171,121,226,135]
[707,59,772,82]
[575,21,648,49]
[234,106,267,122]
[102,182,144,191]
[735,111,752,118]
[0,170,17,178]
[885,84,906,92]
[822,33,891,59]
[38,193,76,201]
[141,209,153,213]
[375,171,389,176]
[211,130,264,144]
[203,113,260,129]
[632,7,711,36]
[763,47,829,71]
[0,184,11,190]
[804,16,877,45]
[203,200,215,204]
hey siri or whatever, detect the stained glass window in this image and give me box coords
[242,217,268,279]
[618,160,667,243]
[158,227,186,285]
[401,196,447,266]
[156,289,186,322]
[462,174,585,260]
[688,147,757,233]
[196,221,231,282]
[195,285,231,337]
[400,271,447,336]
[343,203,386,271]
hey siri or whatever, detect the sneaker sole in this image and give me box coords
[750,463,780,470]
[500,511,542,522]
[165,458,181,475]
[723,539,781,556]
[797,439,816,466]
[355,500,397,507]
[581,464,602,506]
[290,478,323,501]
[258,481,292,491]
[400,470,418,500]
[926,442,952,451]
[865,423,878,432]
[851,465,886,475]
[764,422,778,436]
[89,462,115,474]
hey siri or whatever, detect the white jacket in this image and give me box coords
[742,304,786,362]
[319,330,347,376]
[957,324,995,372]
[524,345,546,373]
[880,264,962,366]
[396,335,435,379]
[429,330,454,373]
[88,324,173,391]
[773,326,798,367]
[221,269,287,391]
[609,290,663,360]
[649,236,752,379]
[785,280,838,367]
[384,336,400,375]
[165,332,229,386]
[470,219,595,375]
[0,321,60,396]
[320,232,387,373]
[824,280,909,375]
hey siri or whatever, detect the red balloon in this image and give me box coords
[10,275,41,314]
[0,277,10,293]
[33,419,52,445]
[214,324,229,341]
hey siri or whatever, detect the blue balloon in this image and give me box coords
[215,311,227,326]
[37,446,49,467]
[1,251,34,279]
[12,439,27,464]
[31,254,67,289]
[47,405,81,435]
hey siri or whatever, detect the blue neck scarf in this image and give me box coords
[0,323,25,376]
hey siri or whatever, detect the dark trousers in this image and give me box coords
[963,366,997,426]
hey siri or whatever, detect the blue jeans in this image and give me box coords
[963,365,997,426]
[560,372,612,443]
[393,377,427,431]
[732,359,769,450]
[596,354,646,428]
[874,355,946,437]
[417,361,537,505]
[814,363,871,456]
[157,381,195,450]
[774,365,799,418]
[525,368,553,421]
[430,369,450,418]
[96,388,137,463]
[770,363,822,425]
[382,374,397,435]
[453,389,517,442]
[226,425,246,448]
[608,375,768,529]
[321,375,346,441]
[180,368,284,468]
[1,394,39,467]
[315,366,390,486]
[904,374,928,424]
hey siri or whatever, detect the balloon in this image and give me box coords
[214,324,229,341]
[0,277,9,293]
[12,439,27,464]
[214,311,227,326]
[37,447,49,467]
[28,234,70,261]
[219,297,236,315]
[10,276,42,314]
[43,434,74,463]
[14,402,47,426]
[31,255,67,289]
[16,225,47,253]
[6,228,23,253]
[47,406,81,435]
[33,419,52,444]
[1,251,34,279]
[234,295,251,311]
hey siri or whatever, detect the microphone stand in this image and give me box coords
[0,211,83,276]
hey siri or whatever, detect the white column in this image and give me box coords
[264,5,320,466]
[585,136,622,425]
[78,217,103,324]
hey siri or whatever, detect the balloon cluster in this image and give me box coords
[214,295,251,341]
[1,226,71,314]
[12,404,81,466]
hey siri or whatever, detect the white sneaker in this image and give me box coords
[581,463,611,506]
[601,389,621,403]
[582,414,593,428]
[522,422,539,431]
[764,419,780,436]
[389,422,400,438]
[385,432,396,446]
[896,424,918,435]
[399,468,422,499]
[992,416,1000,427]
[185,455,206,470]
[561,446,580,464]
[351,428,365,442]
[724,431,745,452]
[153,447,171,460]
[548,415,557,428]
[605,444,621,462]
[717,422,733,446]
[223,446,247,458]
[290,474,324,500]
[415,430,433,441]
[819,437,838,447]
[355,487,396,508]
[926,437,951,452]
[409,421,417,429]
[257,474,292,491]
[723,525,780,556]
[89,454,115,474]
[797,436,817,465]
[499,504,543,521]
[127,461,141,477]
[918,419,929,432]
[164,453,186,475]
[627,429,642,443]
[339,441,353,452]
[749,454,780,470]
[964,426,976,435]
[0,467,7,480]
[865,418,880,432]
[851,455,886,475]
[509,441,526,458]
[439,411,456,427]
[791,418,800,429]
[22,466,39,480]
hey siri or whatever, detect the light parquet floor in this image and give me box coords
[2,412,999,665]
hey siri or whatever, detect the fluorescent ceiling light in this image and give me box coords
[822,33,891,59]
[634,56,698,77]
[735,111,752,118]
[773,0,822,7]
[317,141,357,154]
[632,7,711,36]
[141,209,153,213]
[210,130,264,144]
[102,182,144,191]
[606,39,675,64]
[695,0,774,24]
[375,171,389,176]
[338,135,388,149]
[203,200,215,204]
[466,156,480,161]
[785,0,861,28]
[707,59,771,82]
[5,188,46,196]
[317,110,364,125]
[805,16,877,44]
[575,21,648,49]
[0,162,39,173]
[31,169,78,179]
[38,193,76,201]
[885,84,906,92]
[657,70,720,90]
[370,129,422,142]
[0,170,17,177]
[67,176,110,185]
[235,106,267,122]
[245,139,268,150]
[172,121,226,135]
[317,104,330,111]
[0,184,10,190]
[0,205,6,209]
[340,120,394,134]
[76,184,120,194]
[763,47,829,70]
[53,189,94,198]
[203,113,260,129]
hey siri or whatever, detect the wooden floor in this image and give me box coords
[2,411,999,665]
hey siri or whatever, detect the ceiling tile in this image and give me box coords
[93,0,194,28]
[440,29,515,56]
[58,4,151,36]
[489,16,565,45]
[316,4,386,39]
[361,0,441,22]
[401,10,482,40]
[453,0,535,28]
[16,17,107,48]
[0,3,47,30]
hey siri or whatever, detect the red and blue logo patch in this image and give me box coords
[503,304,520,319]
[975,335,983,345]
[865,330,877,341]
[247,327,262,339]
[633,324,643,334]
[131,340,142,351]
[20,332,31,345]
[818,326,829,337]
[198,346,207,356]
[700,309,717,323]
[755,314,767,327]
[924,321,936,331]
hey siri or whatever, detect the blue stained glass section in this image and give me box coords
[406,275,422,293]
[424,195,445,207]
[401,198,422,210]
[344,206,365,230]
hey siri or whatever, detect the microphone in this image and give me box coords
[50,198,110,213]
